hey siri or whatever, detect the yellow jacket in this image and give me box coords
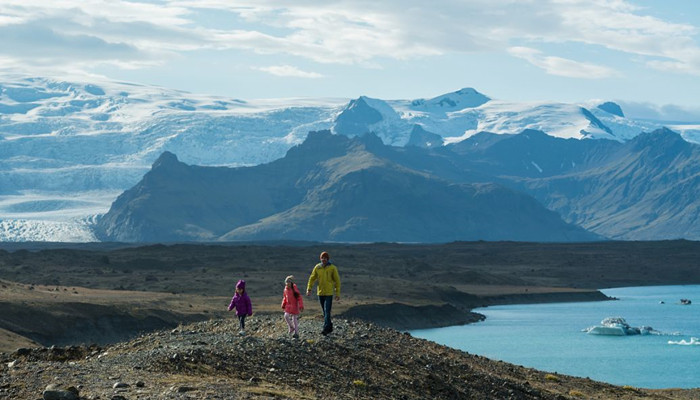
[307,263,341,296]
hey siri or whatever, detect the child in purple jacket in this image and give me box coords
[227,279,253,335]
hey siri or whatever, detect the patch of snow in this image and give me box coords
[0,218,97,242]
[442,101,622,143]
[0,75,681,241]
[667,124,700,144]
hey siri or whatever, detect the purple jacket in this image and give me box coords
[228,279,252,316]
[228,292,252,316]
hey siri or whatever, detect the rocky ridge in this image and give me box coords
[2,314,697,400]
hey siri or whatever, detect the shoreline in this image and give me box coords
[341,288,612,331]
[396,284,700,392]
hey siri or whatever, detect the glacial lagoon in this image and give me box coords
[411,285,700,388]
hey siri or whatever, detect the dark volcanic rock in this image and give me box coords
[96,131,597,243]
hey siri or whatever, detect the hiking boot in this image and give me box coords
[293,333,299,339]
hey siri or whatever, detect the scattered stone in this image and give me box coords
[15,348,31,356]
[42,384,79,400]
[113,382,129,389]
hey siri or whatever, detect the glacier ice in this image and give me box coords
[0,76,694,242]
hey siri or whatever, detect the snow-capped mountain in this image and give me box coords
[0,76,344,241]
[330,88,689,147]
[1,75,697,242]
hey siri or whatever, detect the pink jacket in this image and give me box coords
[281,283,304,315]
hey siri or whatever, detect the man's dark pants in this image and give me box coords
[318,295,333,333]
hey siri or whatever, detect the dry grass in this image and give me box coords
[0,327,38,350]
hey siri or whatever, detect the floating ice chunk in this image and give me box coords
[668,337,700,346]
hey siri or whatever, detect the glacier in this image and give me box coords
[1,75,698,242]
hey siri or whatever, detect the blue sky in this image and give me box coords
[2,0,700,121]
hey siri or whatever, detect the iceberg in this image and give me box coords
[584,317,657,336]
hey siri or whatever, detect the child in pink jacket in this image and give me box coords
[281,275,304,338]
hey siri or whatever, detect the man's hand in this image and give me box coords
[335,295,340,301]
[306,290,311,296]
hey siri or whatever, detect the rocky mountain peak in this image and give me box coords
[630,127,689,154]
[518,129,550,139]
[151,151,180,170]
[357,131,386,149]
[406,125,444,148]
[333,97,384,136]
[409,87,490,111]
[284,130,351,161]
[597,101,625,117]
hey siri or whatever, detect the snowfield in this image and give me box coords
[1,75,697,242]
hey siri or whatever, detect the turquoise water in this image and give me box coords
[411,285,700,389]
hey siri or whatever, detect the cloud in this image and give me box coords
[508,47,618,79]
[647,56,700,76]
[254,65,323,78]
[2,0,700,78]
[0,2,195,72]
[617,100,700,122]
[0,23,141,59]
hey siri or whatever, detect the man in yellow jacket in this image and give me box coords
[306,251,341,335]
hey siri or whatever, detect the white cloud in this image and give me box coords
[508,47,618,79]
[254,65,323,78]
[1,0,700,78]
[617,100,700,122]
[647,52,700,76]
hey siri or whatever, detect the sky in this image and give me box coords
[3,0,700,121]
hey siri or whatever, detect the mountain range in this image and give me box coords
[453,128,700,240]
[2,76,700,242]
[96,126,700,242]
[95,131,598,243]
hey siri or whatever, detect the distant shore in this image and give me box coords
[341,288,611,331]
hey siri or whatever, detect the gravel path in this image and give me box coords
[1,314,697,400]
